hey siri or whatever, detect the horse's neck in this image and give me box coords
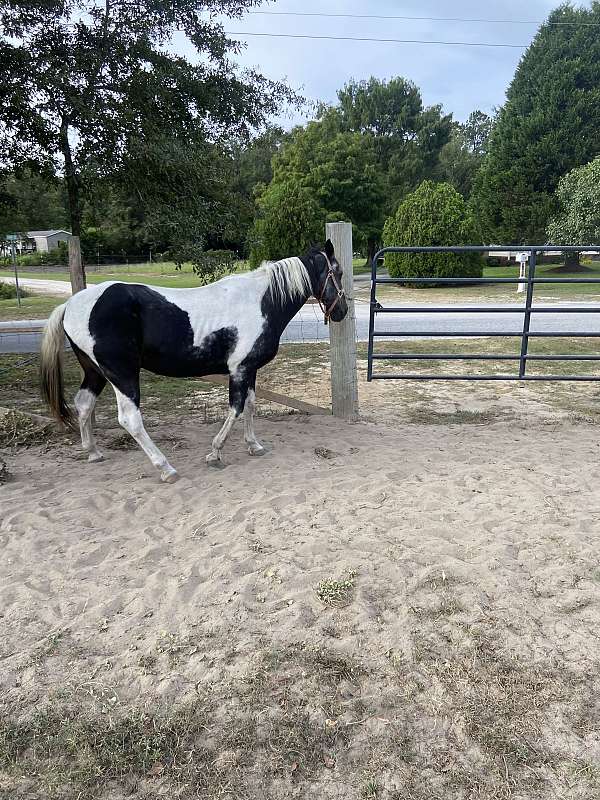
[270,291,310,333]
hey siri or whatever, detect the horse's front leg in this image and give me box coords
[243,374,264,456]
[206,371,249,466]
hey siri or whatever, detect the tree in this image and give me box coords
[248,179,325,268]
[332,76,453,206]
[471,3,600,244]
[383,181,482,285]
[0,170,68,237]
[223,126,287,255]
[439,110,493,198]
[271,122,386,257]
[317,76,452,260]
[547,157,600,245]
[0,0,295,282]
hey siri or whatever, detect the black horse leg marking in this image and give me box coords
[206,372,251,465]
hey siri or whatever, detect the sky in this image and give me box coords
[193,0,593,126]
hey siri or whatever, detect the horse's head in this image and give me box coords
[304,240,348,324]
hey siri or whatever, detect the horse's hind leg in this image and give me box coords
[112,384,178,483]
[72,346,107,463]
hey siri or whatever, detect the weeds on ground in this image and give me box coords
[0,409,56,448]
[316,569,358,607]
[1,631,598,799]
[0,455,10,483]
[407,409,500,425]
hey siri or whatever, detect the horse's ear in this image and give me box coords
[324,239,335,260]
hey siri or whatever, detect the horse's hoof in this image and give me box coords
[248,444,265,457]
[88,451,104,463]
[161,466,179,483]
[206,452,224,468]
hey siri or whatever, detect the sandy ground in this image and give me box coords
[1,409,600,799]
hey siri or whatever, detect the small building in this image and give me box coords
[27,230,73,252]
[1,229,73,257]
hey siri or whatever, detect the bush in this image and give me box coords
[249,179,325,268]
[0,281,28,300]
[191,249,237,285]
[16,242,68,267]
[383,181,483,286]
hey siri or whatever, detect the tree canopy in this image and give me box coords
[252,76,453,263]
[471,2,600,244]
[438,111,494,198]
[0,0,294,262]
[331,76,453,208]
[248,179,324,268]
[547,157,600,245]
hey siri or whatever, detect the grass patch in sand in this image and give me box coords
[407,409,499,425]
[1,632,597,799]
[0,455,10,483]
[0,408,56,449]
[316,569,358,607]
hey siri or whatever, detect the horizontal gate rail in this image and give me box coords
[367,244,600,382]
[374,306,600,313]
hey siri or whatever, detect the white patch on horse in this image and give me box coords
[74,387,103,462]
[206,407,238,464]
[63,281,117,364]
[113,387,178,482]
[243,389,264,455]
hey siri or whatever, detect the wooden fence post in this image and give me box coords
[326,221,359,420]
[68,235,86,294]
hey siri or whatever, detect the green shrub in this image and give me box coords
[383,180,483,286]
[0,281,28,300]
[249,179,325,268]
[16,242,68,267]
[191,249,237,285]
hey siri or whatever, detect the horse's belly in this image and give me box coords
[140,349,229,378]
[141,324,239,378]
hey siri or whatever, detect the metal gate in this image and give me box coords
[367,245,600,382]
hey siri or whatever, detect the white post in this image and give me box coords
[517,252,528,294]
[326,221,359,420]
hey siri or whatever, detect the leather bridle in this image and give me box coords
[316,253,345,324]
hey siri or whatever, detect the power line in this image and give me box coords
[225,31,528,49]
[246,10,600,27]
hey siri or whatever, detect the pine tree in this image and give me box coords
[472,3,600,245]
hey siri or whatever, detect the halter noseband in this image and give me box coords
[317,253,345,324]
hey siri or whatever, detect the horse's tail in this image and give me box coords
[40,302,76,429]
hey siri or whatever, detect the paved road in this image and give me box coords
[3,276,600,354]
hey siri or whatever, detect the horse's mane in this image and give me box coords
[258,257,312,305]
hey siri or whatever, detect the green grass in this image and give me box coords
[483,261,600,296]
[0,293,65,321]
[0,264,212,289]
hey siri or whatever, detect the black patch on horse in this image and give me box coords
[88,284,238,390]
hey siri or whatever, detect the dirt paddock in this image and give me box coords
[1,379,600,799]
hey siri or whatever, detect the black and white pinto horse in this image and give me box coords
[40,241,348,482]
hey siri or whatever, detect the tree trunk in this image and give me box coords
[364,237,378,269]
[59,117,86,292]
[563,251,582,270]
